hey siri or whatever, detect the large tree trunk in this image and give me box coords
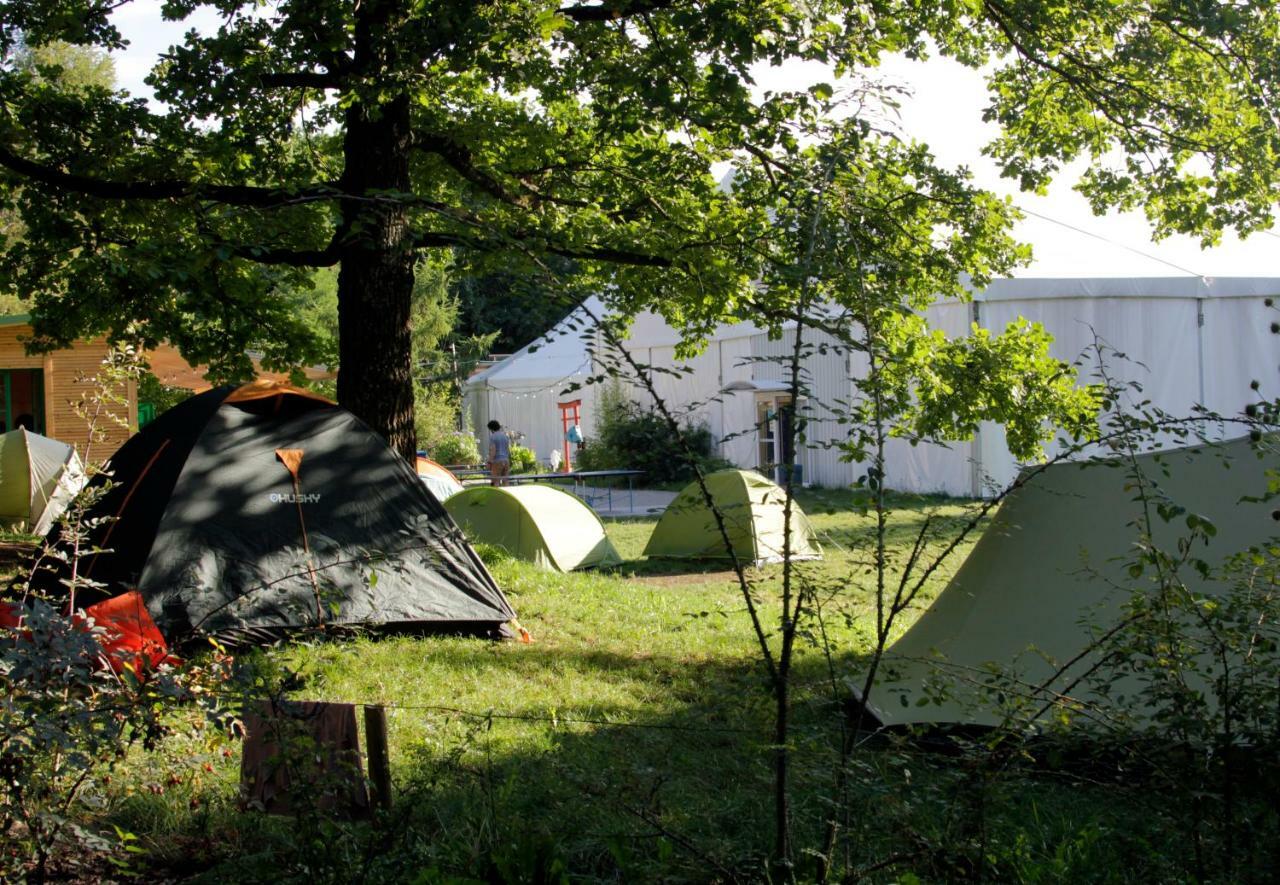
[335,1,417,460]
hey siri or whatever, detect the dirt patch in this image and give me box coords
[627,570,737,587]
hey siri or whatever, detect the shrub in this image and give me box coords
[578,384,724,485]
[2,348,234,881]
[433,431,482,466]
[414,382,461,455]
[509,444,539,474]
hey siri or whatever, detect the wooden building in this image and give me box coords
[0,314,336,463]
[0,315,135,460]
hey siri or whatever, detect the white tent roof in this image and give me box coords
[464,296,601,392]
[621,276,1280,350]
[468,276,1280,377]
[974,275,1280,301]
[622,310,763,350]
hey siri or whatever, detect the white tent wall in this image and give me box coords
[748,308,978,496]
[468,279,1280,489]
[976,294,1202,489]
[748,327,852,488]
[611,334,755,462]
[878,299,979,497]
[1203,296,1277,416]
[718,336,758,466]
[971,279,1279,491]
[608,277,1280,497]
[466,383,597,468]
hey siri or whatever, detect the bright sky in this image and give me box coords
[109,5,1279,280]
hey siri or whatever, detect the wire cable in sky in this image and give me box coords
[1015,205,1204,277]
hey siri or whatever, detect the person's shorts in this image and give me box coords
[490,460,510,482]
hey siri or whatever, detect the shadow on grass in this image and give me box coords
[112,635,1200,884]
[605,555,745,580]
[122,641,857,883]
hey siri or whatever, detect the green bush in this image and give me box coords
[414,382,461,454]
[433,431,482,466]
[137,371,194,423]
[577,384,726,484]
[509,444,539,474]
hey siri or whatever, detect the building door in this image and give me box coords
[0,369,45,433]
[756,394,793,478]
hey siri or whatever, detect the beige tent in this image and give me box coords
[864,436,1279,730]
[644,469,821,566]
[445,484,621,572]
[0,428,86,535]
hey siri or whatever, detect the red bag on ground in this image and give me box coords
[84,590,177,672]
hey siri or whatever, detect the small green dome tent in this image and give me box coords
[643,469,822,566]
[445,484,622,572]
[0,428,86,536]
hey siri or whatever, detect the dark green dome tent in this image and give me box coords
[643,469,822,566]
[36,381,516,647]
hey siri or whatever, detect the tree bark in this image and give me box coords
[335,0,417,460]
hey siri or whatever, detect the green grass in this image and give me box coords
[90,492,991,880]
[55,489,1274,881]
[92,491,1202,881]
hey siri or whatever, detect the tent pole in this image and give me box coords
[1195,297,1206,406]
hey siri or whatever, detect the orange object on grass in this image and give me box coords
[0,592,176,673]
[84,590,177,672]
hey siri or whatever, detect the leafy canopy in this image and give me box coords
[0,0,1272,389]
[730,115,1101,462]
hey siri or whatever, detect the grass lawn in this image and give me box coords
[86,491,1195,881]
[86,491,978,879]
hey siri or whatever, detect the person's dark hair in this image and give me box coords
[487,420,501,432]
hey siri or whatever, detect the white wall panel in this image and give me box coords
[1203,296,1280,421]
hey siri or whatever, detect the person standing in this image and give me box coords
[487,420,511,486]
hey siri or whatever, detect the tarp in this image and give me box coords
[33,381,516,645]
[0,591,175,674]
[444,484,621,572]
[863,435,1279,730]
[416,456,464,502]
[643,469,822,566]
[0,428,86,535]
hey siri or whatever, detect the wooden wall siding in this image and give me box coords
[0,325,46,369]
[0,325,137,462]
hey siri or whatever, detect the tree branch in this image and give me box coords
[258,71,344,90]
[413,132,528,206]
[0,143,342,208]
[558,0,680,22]
[542,240,673,267]
[229,244,341,266]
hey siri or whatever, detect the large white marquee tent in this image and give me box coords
[467,277,1280,495]
[463,297,601,466]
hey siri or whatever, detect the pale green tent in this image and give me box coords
[643,469,822,566]
[862,436,1279,731]
[0,428,86,536]
[444,484,622,572]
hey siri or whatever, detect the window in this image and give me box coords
[0,369,44,434]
